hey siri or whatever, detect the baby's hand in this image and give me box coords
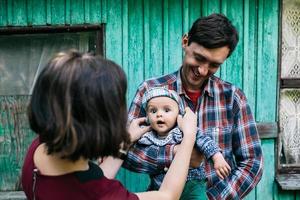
[212,152,231,179]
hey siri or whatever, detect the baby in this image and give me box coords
[123,87,230,198]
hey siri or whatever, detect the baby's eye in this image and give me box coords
[149,108,157,113]
[164,108,171,112]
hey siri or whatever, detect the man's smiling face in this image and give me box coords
[181,41,230,91]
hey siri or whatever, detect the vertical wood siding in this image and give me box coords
[1,0,299,198]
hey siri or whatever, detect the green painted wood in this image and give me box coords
[105,0,122,64]
[65,0,71,24]
[28,0,46,25]
[11,0,27,25]
[0,0,7,26]
[51,0,65,25]
[202,0,221,17]
[6,0,12,26]
[70,0,85,24]
[89,0,102,24]
[46,0,51,24]
[126,0,145,189]
[256,0,279,122]
[257,139,276,200]
[100,0,107,23]
[220,0,244,89]
[274,185,296,200]
[84,0,90,23]
[163,0,169,74]
[145,0,163,79]
[296,191,300,200]
[242,0,258,116]
[165,0,183,74]
[122,0,129,78]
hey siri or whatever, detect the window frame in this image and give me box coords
[275,0,300,190]
[0,24,105,191]
[0,24,105,57]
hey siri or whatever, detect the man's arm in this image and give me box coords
[207,90,263,200]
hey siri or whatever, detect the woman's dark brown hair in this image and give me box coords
[28,50,130,161]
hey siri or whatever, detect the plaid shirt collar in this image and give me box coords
[176,67,214,98]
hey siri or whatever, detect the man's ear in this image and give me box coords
[182,34,188,48]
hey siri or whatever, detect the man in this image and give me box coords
[126,13,263,199]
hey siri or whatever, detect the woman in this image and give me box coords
[22,50,197,200]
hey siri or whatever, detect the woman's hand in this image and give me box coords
[127,117,151,143]
[177,107,197,140]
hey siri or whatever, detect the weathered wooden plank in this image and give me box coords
[105,0,122,64]
[296,191,300,200]
[11,0,27,25]
[165,0,182,74]
[0,0,7,26]
[145,0,163,79]
[144,0,150,79]
[50,0,65,25]
[163,0,169,74]
[46,0,51,24]
[202,0,221,17]
[115,0,129,190]
[257,122,278,139]
[256,139,275,200]
[28,0,46,25]
[101,0,107,23]
[123,1,150,191]
[89,0,102,24]
[0,96,35,190]
[274,185,296,200]
[281,78,300,88]
[84,0,90,23]
[122,0,128,79]
[220,0,243,89]
[182,0,202,35]
[243,0,258,116]
[256,0,279,122]
[70,0,85,24]
[276,174,300,190]
[65,0,70,24]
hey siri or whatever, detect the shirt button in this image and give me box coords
[164,167,168,172]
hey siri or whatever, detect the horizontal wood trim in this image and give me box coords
[276,174,300,190]
[280,78,300,88]
[0,24,103,35]
[256,122,278,139]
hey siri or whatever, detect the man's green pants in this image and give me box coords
[180,180,207,200]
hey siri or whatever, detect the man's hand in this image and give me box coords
[127,117,151,143]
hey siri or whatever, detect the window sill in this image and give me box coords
[276,174,300,190]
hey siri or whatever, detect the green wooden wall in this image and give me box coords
[0,0,299,199]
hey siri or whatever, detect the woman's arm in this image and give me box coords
[99,117,150,179]
[136,107,197,200]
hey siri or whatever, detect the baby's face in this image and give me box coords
[146,96,179,137]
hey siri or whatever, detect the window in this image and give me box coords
[276,0,300,190]
[0,25,104,190]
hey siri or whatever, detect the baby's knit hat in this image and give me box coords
[142,87,184,114]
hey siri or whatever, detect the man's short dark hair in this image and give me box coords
[188,13,239,57]
[28,50,130,161]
